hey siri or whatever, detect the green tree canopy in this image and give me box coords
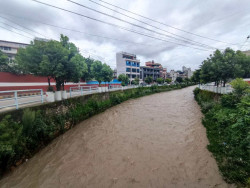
[199,48,250,86]
[145,76,153,84]
[176,77,183,83]
[91,60,103,85]
[16,35,87,91]
[133,77,139,85]
[101,63,113,84]
[0,51,11,72]
[156,77,164,84]
[118,74,129,86]
[165,78,171,83]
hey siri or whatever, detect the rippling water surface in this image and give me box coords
[0,86,231,188]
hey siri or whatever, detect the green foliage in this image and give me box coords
[156,77,164,84]
[133,77,139,85]
[0,115,23,174]
[118,74,129,86]
[230,78,250,98]
[16,35,87,91]
[145,76,153,84]
[165,78,171,83]
[194,88,250,186]
[199,48,250,86]
[101,63,113,83]
[91,60,103,85]
[176,77,183,83]
[191,69,201,83]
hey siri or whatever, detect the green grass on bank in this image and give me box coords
[193,87,250,187]
[0,83,193,177]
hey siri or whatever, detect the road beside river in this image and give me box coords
[0,86,231,188]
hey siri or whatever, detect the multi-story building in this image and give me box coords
[0,40,29,60]
[116,52,140,83]
[182,66,193,79]
[140,60,167,82]
[169,70,178,82]
[140,66,160,81]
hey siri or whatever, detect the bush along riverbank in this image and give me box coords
[0,83,193,177]
[193,79,250,187]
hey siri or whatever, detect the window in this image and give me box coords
[132,68,136,72]
[126,61,131,66]
[137,69,139,73]
[137,63,140,67]
[0,46,11,51]
[126,68,131,72]
[131,62,136,67]
[132,74,136,78]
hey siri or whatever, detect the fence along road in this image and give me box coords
[0,85,140,112]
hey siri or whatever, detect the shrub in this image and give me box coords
[230,78,250,98]
[194,87,250,186]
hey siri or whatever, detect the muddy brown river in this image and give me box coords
[0,86,231,188]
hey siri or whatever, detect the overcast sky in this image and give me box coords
[0,0,249,71]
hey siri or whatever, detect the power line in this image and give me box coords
[66,0,217,50]
[0,15,47,38]
[0,25,33,39]
[97,0,239,45]
[239,35,250,50]
[86,0,230,48]
[0,21,37,38]
[29,0,214,51]
[0,12,165,48]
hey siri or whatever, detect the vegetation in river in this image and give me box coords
[194,79,250,186]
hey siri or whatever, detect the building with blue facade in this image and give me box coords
[116,52,140,83]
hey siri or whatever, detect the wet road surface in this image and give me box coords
[0,86,231,188]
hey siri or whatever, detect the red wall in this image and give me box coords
[0,72,55,83]
[0,72,120,92]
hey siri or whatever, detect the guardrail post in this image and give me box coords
[41,90,44,103]
[14,91,18,109]
[81,87,83,96]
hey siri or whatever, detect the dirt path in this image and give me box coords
[0,86,231,188]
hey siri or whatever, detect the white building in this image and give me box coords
[0,40,28,60]
[116,52,140,82]
[169,70,178,82]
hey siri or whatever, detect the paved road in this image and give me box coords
[0,86,231,187]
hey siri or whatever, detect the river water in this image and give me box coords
[0,86,231,188]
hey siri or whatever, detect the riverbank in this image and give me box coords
[193,88,249,187]
[0,86,230,187]
[0,84,193,177]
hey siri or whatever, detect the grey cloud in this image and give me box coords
[0,0,249,70]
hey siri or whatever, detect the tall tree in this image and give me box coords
[16,35,87,91]
[101,63,113,85]
[91,60,103,85]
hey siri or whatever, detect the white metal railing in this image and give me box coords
[69,86,98,97]
[109,85,122,90]
[199,84,233,94]
[0,89,43,109]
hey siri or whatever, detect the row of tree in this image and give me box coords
[0,35,113,91]
[118,74,174,86]
[191,48,250,86]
